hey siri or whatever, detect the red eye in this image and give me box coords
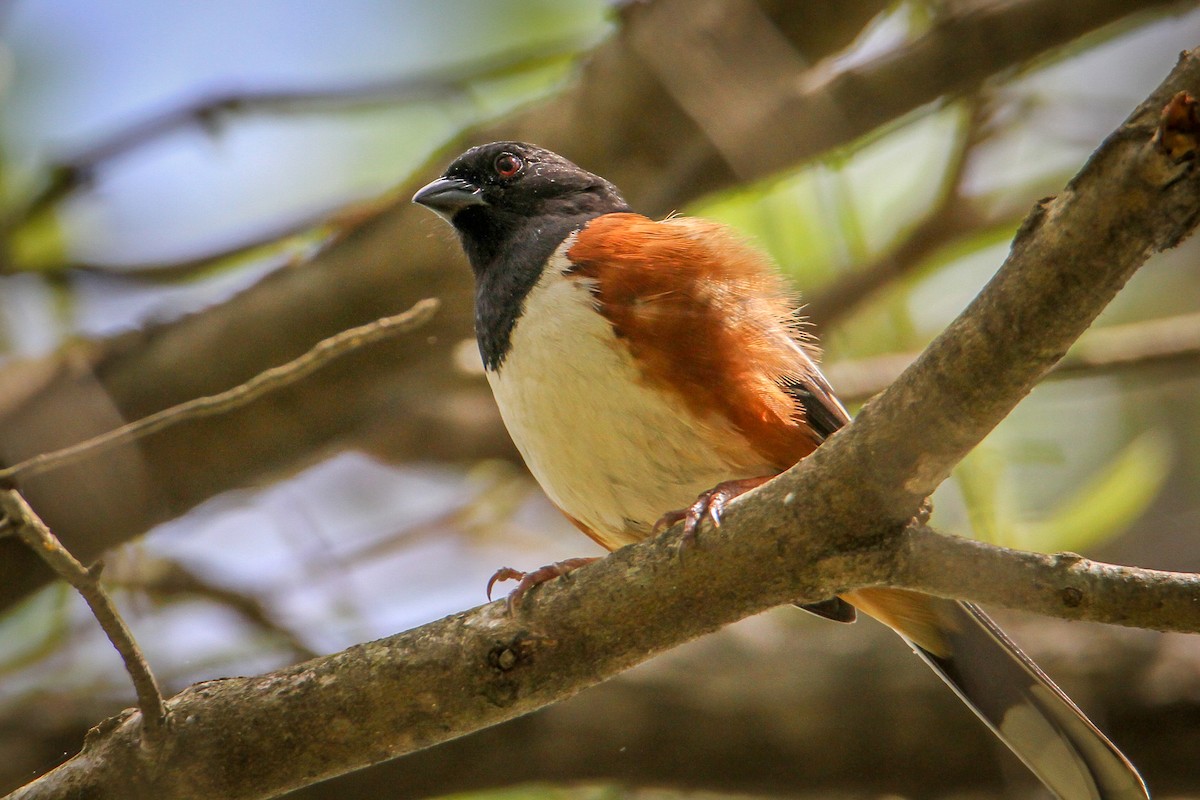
[494,153,523,178]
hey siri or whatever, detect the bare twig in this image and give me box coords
[68,193,406,279]
[0,299,439,486]
[1056,309,1200,376]
[69,214,333,280]
[827,311,1200,404]
[0,489,167,743]
[0,37,589,241]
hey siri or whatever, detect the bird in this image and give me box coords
[413,141,1149,800]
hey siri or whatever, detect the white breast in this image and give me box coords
[485,239,774,550]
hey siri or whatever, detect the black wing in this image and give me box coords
[780,355,850,442]
[779,343,856,622]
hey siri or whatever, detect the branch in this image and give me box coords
[269,613,1184,800]
[0,299,439,485]
[624,0,1190,212]
[3,609,1179,800]
[0,36,588,245]
[894,527,1200,630]
[0,489,167,744]
[7,46,1200,800]
[827,311,1200,404]
[793,76,1200,529]
[6,541,1195,800]
[1056,309,1200,376]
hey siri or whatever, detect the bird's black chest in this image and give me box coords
[466,214,597,371]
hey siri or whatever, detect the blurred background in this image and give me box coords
[1,1,1198,798]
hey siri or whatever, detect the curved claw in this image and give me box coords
[653,476,775,550]
[487,567,526,601]
[486,557,600,612]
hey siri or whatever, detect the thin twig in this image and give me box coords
[0,36,588,238]
[0,489,168,743]
[69,192,399,278]
[0,299,439,485]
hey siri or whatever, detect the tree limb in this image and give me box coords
[274,616,1184,800]
[7,46,1200,800]
[893,527,1200,630]
[625,0,1191,211]
[0,299,438,485]
[0,490,167,745]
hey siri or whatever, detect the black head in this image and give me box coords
[412,142,628,270]
[413,142,630,371]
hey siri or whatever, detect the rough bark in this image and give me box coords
[6,617,1193,800]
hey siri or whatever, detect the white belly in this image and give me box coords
[485,241,773,550]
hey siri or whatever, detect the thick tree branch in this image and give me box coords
[782,76,1200,538]
[4,611,1179,800]
[8,530,1196,800]
[8,48,1200,800]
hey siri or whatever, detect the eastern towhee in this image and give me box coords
[413,142,1148,800]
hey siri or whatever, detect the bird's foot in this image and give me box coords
[652,476,773,549]
[487,557,600,612]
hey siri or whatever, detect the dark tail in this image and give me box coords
[846,588,1149,800]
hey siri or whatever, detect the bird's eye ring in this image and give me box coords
[494,153,523,178]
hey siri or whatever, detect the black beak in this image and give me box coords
[412,177,487,220]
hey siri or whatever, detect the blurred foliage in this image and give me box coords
[953,432,1173,552]
[1021,431,1174,553]
[0,585,71,678]
[5,207,67,273]
[693,106,965,302]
